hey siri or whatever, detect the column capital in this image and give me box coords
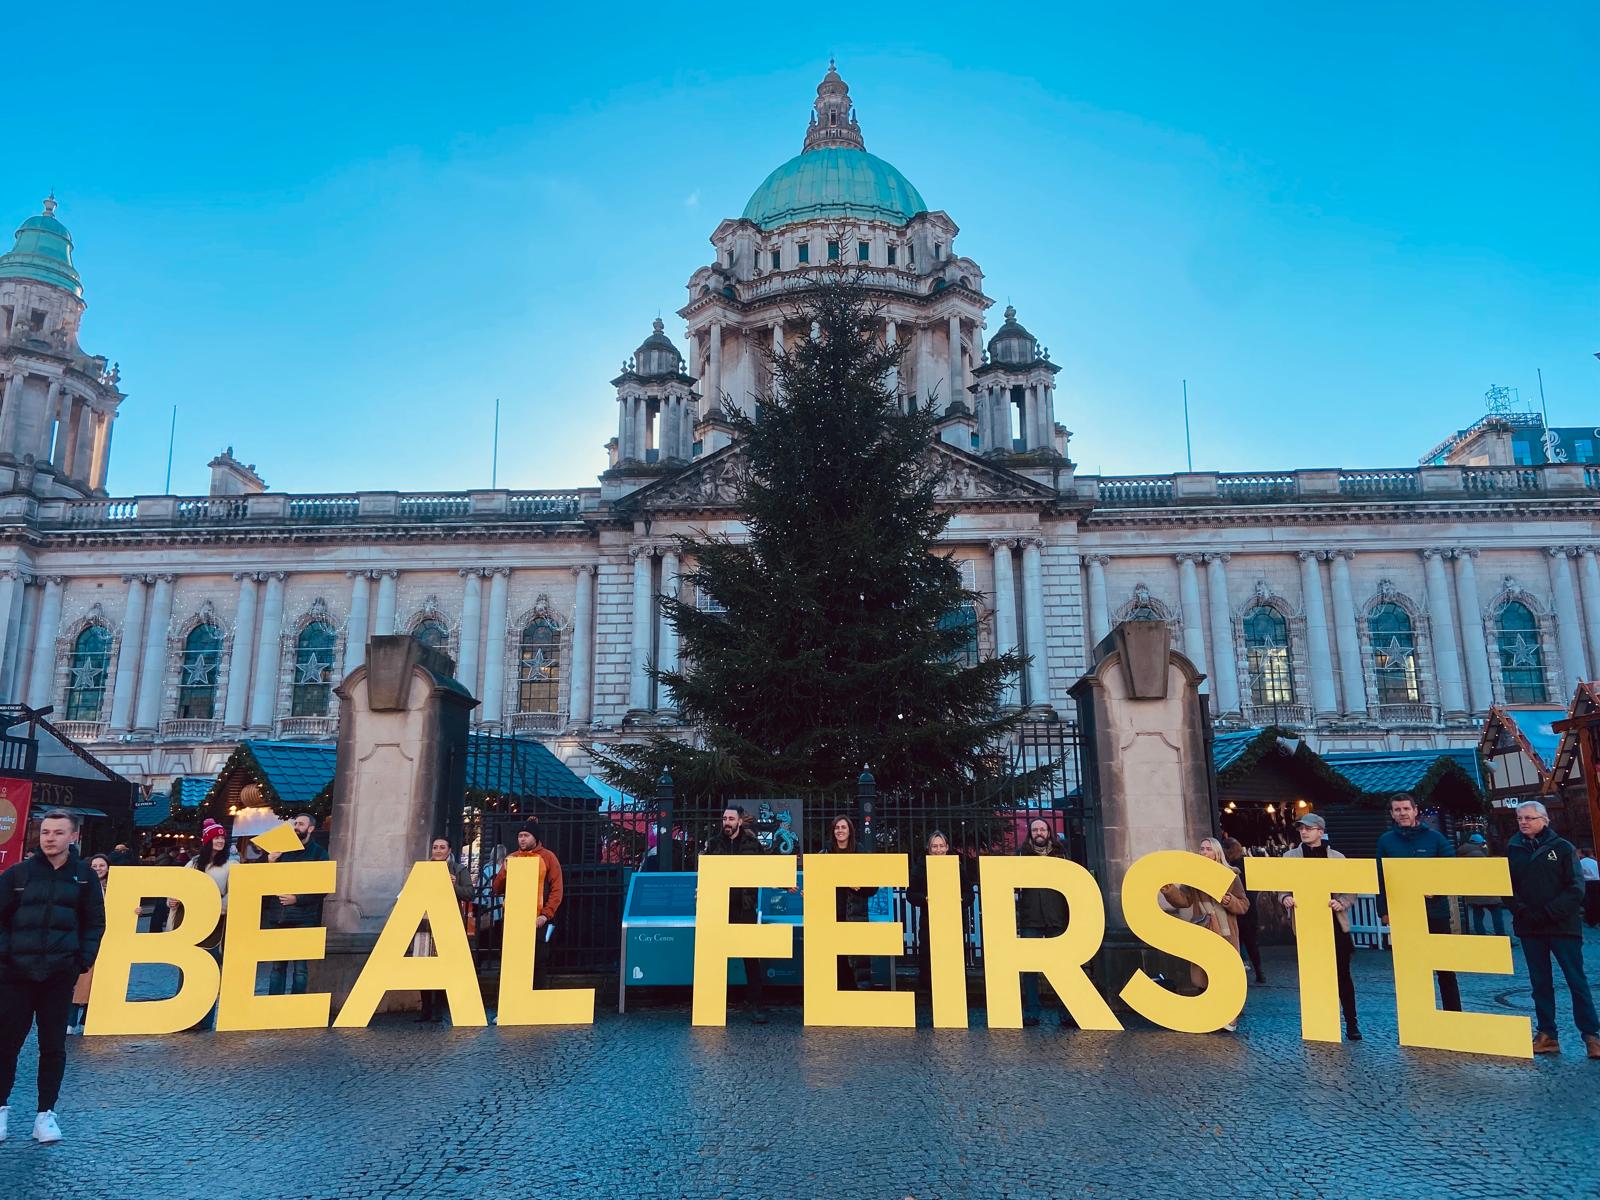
[456,567,487,579]
[231,571,262,583]
[1173,552,1198,564]
[1019,536,1046,551]
[1083,553,1111,567]
[1323,549,1355,562]
[989,538,1019,551]
[570,563,596,578]
[0,569,21,582]
[1547,546,1575,560]
[1452,547,1480,560]
[1575,546,1596,559]
[1295,550,1320,563]
[262,571,287,583]
[488,567,511,578]
[151,574,174,585]
[120,573,146,586]
[628,545,656,561]
[1200,552,1231,565]
[1419,547,1451,561]
[374,568,399,580]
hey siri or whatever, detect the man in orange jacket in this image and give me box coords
[490,819,563,931]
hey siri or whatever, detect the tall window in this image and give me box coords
[292,622,337,717]
[1369,603,1420,705]
[938,604,979,669]
[1243,606,1293,706]
[518,620,560,714]
[827,239,840,263]
[1496,601,1546,703]
[65,626,111,721]
[413,619,448,651]
[177,625,223,719]
[797,242,809,264]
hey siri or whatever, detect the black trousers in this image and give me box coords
[1333,925,1359,1032]
[0,971,77,1111]
[742,959,767,1008]
[1236,905,1264,978]
[1427,911,1463,1012]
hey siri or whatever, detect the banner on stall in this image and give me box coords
[0,776,32,868]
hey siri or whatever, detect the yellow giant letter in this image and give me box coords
[692,854,797,1026]
[497,854,594,1025]
[978,855,1120,1030]
[217,860,336,1032]
[1383,857,1528,1058]
[926,855,969,1029]
[86,866,221,1035]
[334,862,488,1028]
[1119,851,1248,1032]
[1245,855,1378,1043]
[803,853,913,1028]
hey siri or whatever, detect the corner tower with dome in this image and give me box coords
[0,197,125,500]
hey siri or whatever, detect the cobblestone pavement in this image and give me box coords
[4,930,1598,1200]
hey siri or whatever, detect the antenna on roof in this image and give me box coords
[492,398,501,489]
[1536,367,1549,424]
[164,405,177,494]
[1182,380,1193,472]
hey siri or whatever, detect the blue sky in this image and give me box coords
[9,3,1596,495]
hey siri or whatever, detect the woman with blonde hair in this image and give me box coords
[1161,836,1250,1031]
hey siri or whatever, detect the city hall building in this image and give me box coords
[1,65,1597,797]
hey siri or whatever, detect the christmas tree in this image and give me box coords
[592,276,1045,800]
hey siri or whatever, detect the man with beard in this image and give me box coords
[701,806,770,1024]
[1015,818,1076,1029]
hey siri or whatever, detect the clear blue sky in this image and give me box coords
[10,3,1596,496]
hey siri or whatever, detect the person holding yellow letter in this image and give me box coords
[1160,837,1250,1032]
[1015,819,1077,1029]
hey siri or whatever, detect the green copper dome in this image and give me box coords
[0,197,81,296]
[742,147,926,230]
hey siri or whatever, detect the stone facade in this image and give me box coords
[2,68,1598,797]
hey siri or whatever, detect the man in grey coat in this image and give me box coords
[1278,813,1362,1042]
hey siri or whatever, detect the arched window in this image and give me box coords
[413,619,448,650]
[1369,603,1420,705]
[517,620,560,714]
[65,626,111,721]
[292,622,337,717]
[177,625,223,719]
[938,603,979,669]
[1496,601,1546,703]
[1243,606,1293,706]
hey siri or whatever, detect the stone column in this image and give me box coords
[1203,553,1240,715]
[133,574,175,732]
[223,573,259,731]
[1421,549,1467,717]
[883,320,897,401]
[706,322,722,414]
[373,570,398,636]
[108,575,147,732]
[1576,547,1600,677]
[0,571,17,698]
[46,383,68,472]
[1022,385,1040,451]
[345,572,371,674]
[1452,549,1493,713]
[629,547,656,713]
[91,413,113,490]
[1326,550,1368,716]
[1174,554,1209,693]
[1547,548,1590,691]
[1020,538,1050,710]
[771,324,786,403]
[1085,554,1111,649]
[658,551,681,708]
[456,569,483,700]
[569,564,595,725]
[480,569,509,726]
[0,371,22,456]
[247,572,286,731]
[71,401,94,480]
[25,576,65,709]
[1297,551,1339,716]
[947,314,963,409]
[991,540,1021,708]
[1041,383,1056,450]
[0,573,25,699]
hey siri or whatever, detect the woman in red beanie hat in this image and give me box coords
[168,820,235,1030]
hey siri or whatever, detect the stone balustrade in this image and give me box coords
[1075,462,1599,507]
[28,488,589,530]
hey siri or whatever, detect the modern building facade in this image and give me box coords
[2,65,1597,796]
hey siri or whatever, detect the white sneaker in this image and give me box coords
[1,1105,8,1141]
[32,1110,61,1144]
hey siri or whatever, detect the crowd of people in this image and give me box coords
[0,792,1594,1145]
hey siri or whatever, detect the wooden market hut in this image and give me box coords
[1477,703,1568,842]
[1544,682,1599,849]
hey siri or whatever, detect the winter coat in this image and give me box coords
[1506,827,1584,938]
[418,860,475,938]
[490,847,564,920]
[0,849,107,982]
[1456,841,1505,908]
[1277,844,1358,933]
[1162,867,1249,990]
[701,827,766,923]
[1015,841,1069,932]
[1375,823,1455,921]
[265,839,331,928]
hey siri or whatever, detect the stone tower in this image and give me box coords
[0,197,124,498]
[608,318,695,474]
[971,305,1062,458]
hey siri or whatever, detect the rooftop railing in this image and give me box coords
[1079,462,1599,507]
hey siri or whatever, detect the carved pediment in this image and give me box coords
[624,442,1054,513]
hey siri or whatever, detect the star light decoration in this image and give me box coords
[1503,634,1541,668]
[70,661,106,690]
[1376,637,1414,671]
[295,656,331,685]
[519,649,556,682]
[181,655,216,687]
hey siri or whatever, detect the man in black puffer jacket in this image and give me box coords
[0,810,106,1143]
[1506,801,1598,1058]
